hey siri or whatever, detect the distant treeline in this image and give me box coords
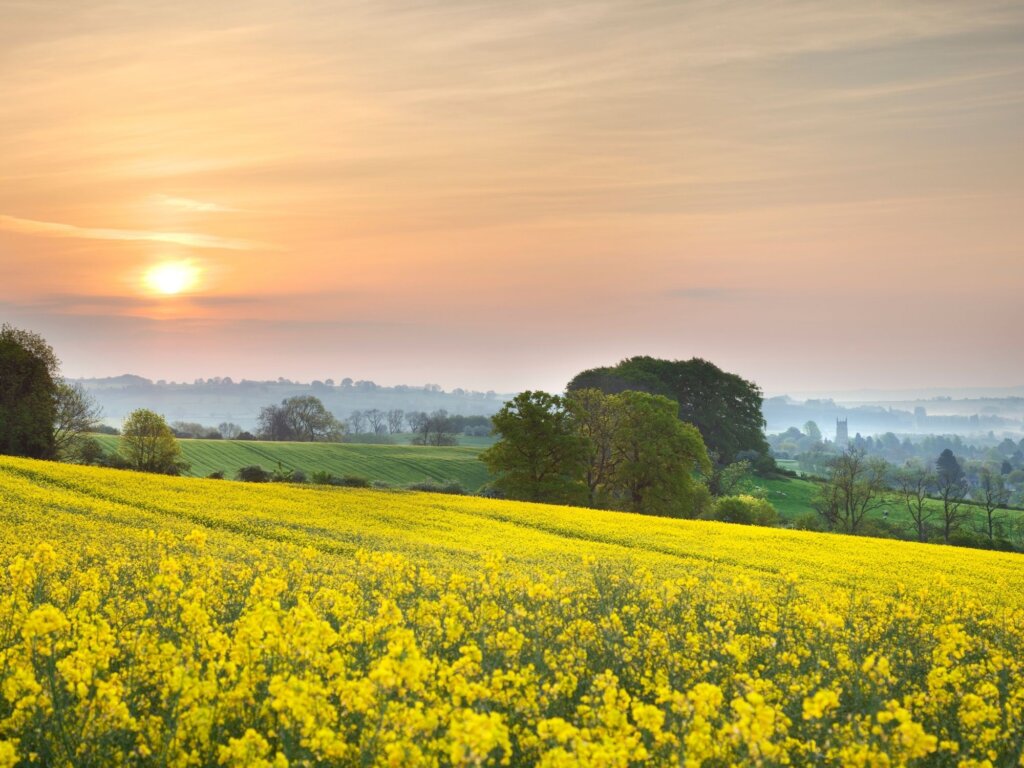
[158,397,493,446]
[74,375,506,431]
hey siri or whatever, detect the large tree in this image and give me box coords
[602,390,711,517]
[120,409,186,474]
[481,391,588,504]
[0,335,57,459]
[283,395,342,441]
[258,396,342,442]
[567,356,767,464]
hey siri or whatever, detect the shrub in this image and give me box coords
[405,481,467,495]
[70,437,106,466]
[948,531,986,549]
[688,483,714,520]
[207,470,225,480]
[711,495,779,527]
[336,475,371,488]
[310,471,336,485]
[236,465,270,483]
[791,512,822,532]
[858,517,905,540]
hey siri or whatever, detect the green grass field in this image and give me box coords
[93,435,492,490]
[761,472,1022,542]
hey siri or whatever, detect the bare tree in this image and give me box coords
[408,410,457,446]
[348,410,367,434]
[365,408,387,435]
[387,409,405,434]
[218,422,242,439]
[975,468,1010,544]
[406,411,427,436]
[894,461,935,543]
[813,449,889,534]
[52,381,102,457]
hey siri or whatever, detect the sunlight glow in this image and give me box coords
[144,261,201,296]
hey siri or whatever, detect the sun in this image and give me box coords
[144,261,201,296]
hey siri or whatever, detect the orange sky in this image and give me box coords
[3,1,1023,393]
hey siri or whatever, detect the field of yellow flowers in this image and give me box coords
[1,455,1023,766]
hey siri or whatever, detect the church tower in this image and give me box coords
[835,418,849,447]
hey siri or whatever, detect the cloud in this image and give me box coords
[154,195,239,212]
[0,214,262,250]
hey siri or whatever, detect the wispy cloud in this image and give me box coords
[0,214,262,250]
[154,195,239,213]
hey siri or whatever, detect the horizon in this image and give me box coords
[4,0,1023,394]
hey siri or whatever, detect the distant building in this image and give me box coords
[835,418,849,447]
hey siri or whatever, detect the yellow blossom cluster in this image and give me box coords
[1,455,1024,766]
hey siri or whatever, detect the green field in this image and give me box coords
[91,434,1020,541]
[93,435,492,489]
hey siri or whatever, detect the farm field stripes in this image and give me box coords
[91,434,492,489]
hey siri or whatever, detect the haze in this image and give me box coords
[3,0,1023,393]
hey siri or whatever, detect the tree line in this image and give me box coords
[811,447,1019,550]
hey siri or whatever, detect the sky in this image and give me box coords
[2,0,1023,395]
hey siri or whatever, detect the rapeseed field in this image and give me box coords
[1,455,1023,766]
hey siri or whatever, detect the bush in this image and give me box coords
[858,518,905,540]
[405,481,467,495]
[711,495,779,527]
[790,512,822,532]
[688,483,714,520]
[310,471,336,485]
[207,470,225,480]
[948,531,987,549]
[336,475,371,488]
[70,437,106,466]
[236,465,270,483]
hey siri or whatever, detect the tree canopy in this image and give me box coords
[0,335,57,459]
[257,396,343,442]
[567,356,767,464]
[120,409,186,474]
[481,391,588,504]
[483,388,711,517]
